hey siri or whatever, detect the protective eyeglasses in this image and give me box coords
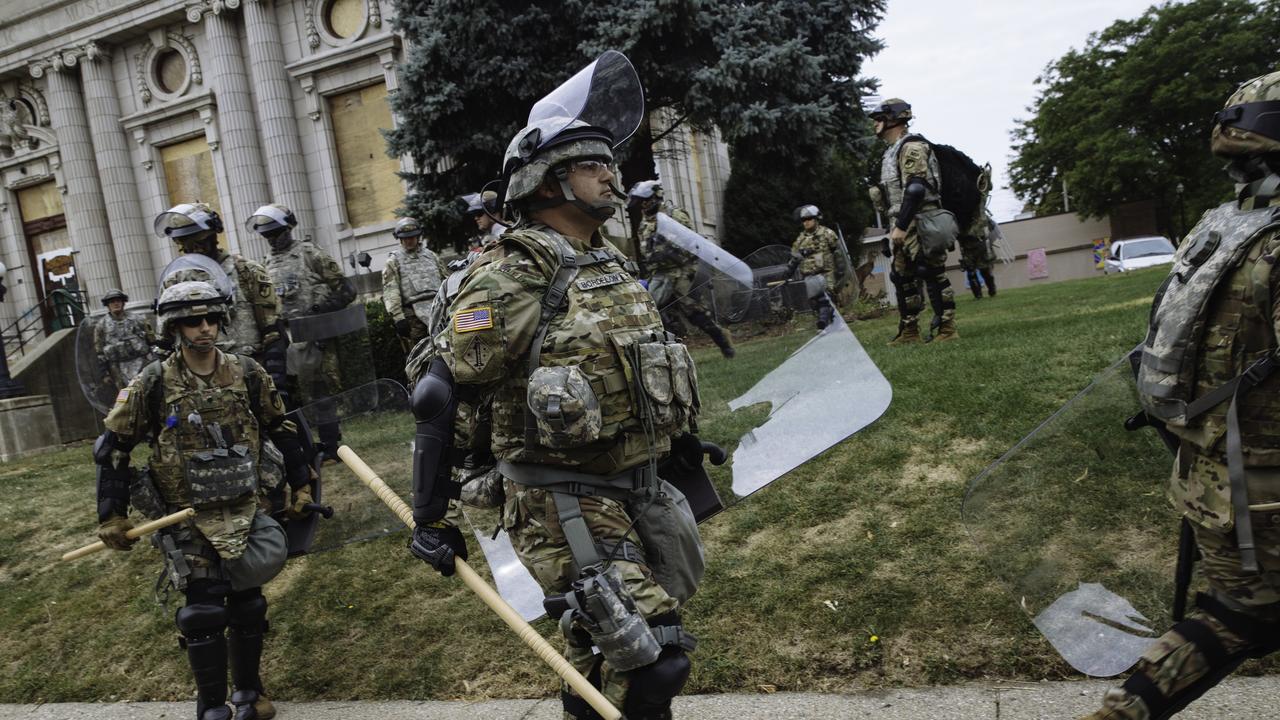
[177,314,222,328]
[568,159,616,178]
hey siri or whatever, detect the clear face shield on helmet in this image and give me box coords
[527,49,644,152]
[153,203,223,251]
[156,253,237,300]
[246,205,296,250]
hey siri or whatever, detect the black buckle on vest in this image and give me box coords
[1242,354,1278,387]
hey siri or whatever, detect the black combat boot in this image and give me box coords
[980,268,997,297]
[966,269,983,299]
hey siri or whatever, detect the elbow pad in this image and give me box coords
[94,431,136,522]
[411,357,463,525]
[895,178,928,231]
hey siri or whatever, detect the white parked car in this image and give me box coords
[1104,236,1177,274]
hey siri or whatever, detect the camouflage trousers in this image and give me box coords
[501,479,679,717]
[957,236,993,272]
[891,227,953,325]
[400,314,430,353]
[1082,518,1280,719]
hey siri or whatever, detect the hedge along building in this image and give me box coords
[0,0,732,329]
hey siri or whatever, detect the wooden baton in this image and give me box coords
[61,508,197,562]
[335,445,621,720]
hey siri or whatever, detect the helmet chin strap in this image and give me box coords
[529,175,618,221]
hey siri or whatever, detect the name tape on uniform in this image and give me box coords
[453,306,494,333]
[575,273,627,291]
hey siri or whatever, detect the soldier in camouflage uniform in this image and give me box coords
[787,205,844,330]
[251,204,356,453]
[464,190,506,252]
[870,98,959,344]
[93,288,156,391]
[408,53,704,720]
[958,165,998,299]
[1083,71,1280,720]
[156,203,289,390]
[382,217,446,352]
[629,180,735,357]
[93,281,312,720]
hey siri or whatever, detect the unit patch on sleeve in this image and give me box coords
[575,272,626,291]
[453,306,494,333]
[459,335,494,373]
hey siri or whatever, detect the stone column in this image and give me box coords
[79,45,152,301]
[194,3,271,259]
[32,49,119,306]
[243,0,314,239]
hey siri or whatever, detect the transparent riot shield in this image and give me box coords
[468,269,894,618]
[962,351,1177,677]
[74,316,120,415]
[292,379,413,553]
[75,310,160,416]
[285,303,376,404]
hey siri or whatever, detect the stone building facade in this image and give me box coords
[0,0,731,345]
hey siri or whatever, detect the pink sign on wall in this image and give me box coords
[1027,247,1049,280]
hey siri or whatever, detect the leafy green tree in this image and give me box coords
[1008,0,1280,234]
[386,0,885,249]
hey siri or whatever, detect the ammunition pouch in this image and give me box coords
[630,340,698,438]
[130,467,168,520]
[551,564,662,672]
[526,365,603,448]
[184,445,257,509]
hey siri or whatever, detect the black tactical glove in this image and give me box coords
[785,255,801,278]
[394,318,412,338]
[409,523,468,577]
[273,433,312,491]
[880,237,892,258]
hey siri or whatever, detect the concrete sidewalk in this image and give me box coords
[1,677,1275,719]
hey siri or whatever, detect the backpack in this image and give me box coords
[898,134,985,231]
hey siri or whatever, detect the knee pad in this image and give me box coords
[902,290,924,315]
[1120,592,1280,720]
[622,611,695,718]
[177,603,228,642]
[227,592,267,633]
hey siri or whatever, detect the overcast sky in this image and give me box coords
[861,0,1159,221]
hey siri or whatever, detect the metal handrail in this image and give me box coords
[1,288,87,363]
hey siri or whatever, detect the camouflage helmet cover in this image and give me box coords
[393,217,423,239]
[156,280,228,335]
[100,288,128,305]
[797,204,821,221]
[1211,71,1280,158]
[245,203,297,235]
[628,179,663,201]
[154,202,223,240]
[869,98,912,123]
[503,120,614,203]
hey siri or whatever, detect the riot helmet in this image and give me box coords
[393,217,423,239]
[628,180,664,215]
[101,288,128,306]
[501,50,643,220]
[1211,71,1280,170]
[461,191,500,216]
[155,202,223,256]
[797,205,821,222]
[246,203,298,251]
[156,280,228,343]
[869,98,912,124]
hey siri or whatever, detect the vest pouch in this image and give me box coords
[634,341,688,434]
[628,479,705,604]
[527,365,603,448]
[185,444,258,509]
[915,208,959,263]
[665,342,698,416]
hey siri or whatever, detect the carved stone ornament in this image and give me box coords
[28,41,104,78]
[135,33,202,104]
[303,0,321,49]
[368,0,381,27]
[185,0,243,23]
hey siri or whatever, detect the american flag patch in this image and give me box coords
[115,389,130,404]
[453,306,494,333]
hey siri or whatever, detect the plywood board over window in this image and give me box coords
[16,179,62,223]
[161,136,222,218]
[330,82,402,229]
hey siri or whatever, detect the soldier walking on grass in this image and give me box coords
[1083,70,1280,720]
[407,51,707,720]
[787,204,844,330]
[93,280,312,720]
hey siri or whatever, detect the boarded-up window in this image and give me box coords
[16,181,74,296]
[329,83,401,228]
[161,136,222,219]
[16,180,62,225]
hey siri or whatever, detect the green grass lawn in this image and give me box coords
[2,266,1270,703]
